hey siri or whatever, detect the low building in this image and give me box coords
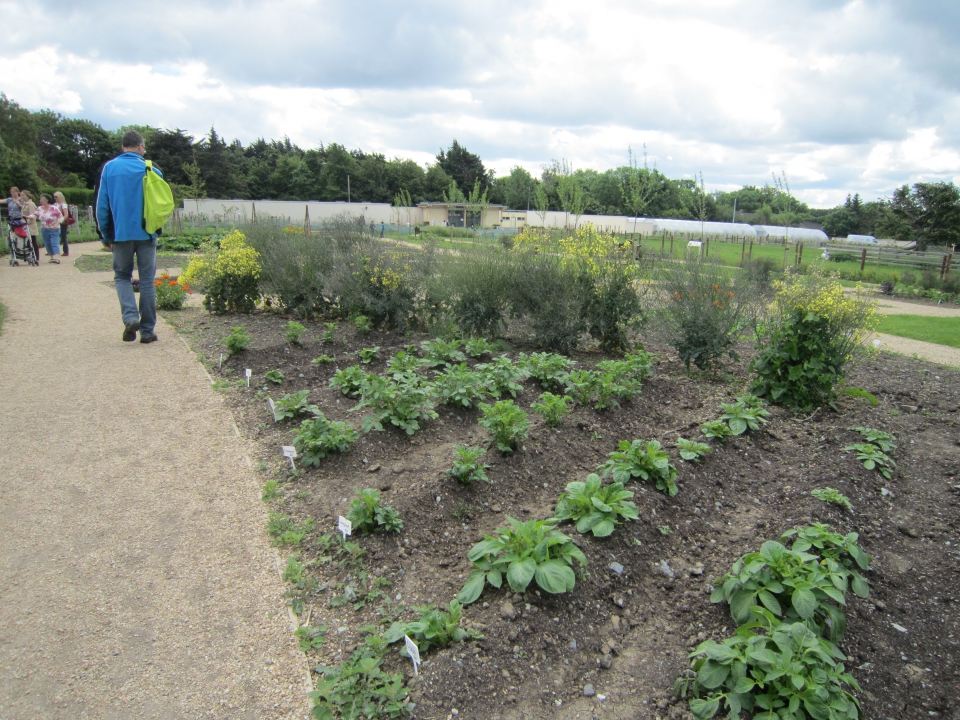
[418,202,505,228]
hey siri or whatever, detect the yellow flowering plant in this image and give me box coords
[181,229,262,314]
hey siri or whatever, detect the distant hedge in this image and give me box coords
[40,187,95,206]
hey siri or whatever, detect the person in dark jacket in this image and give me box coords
[95,130,162,343]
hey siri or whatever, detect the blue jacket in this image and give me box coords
[95,152,163,242]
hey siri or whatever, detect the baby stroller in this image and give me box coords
[7,220,38,266]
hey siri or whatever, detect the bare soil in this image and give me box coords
[165,307,960,720]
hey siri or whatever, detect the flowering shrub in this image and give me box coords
[181,229,261,314]
[154,274,191,310]
[751,275,876,411]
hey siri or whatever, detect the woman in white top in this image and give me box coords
[53,191,71,257]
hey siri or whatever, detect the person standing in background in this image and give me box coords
[53,191,71,256]
[35,194,63,263]
[19,190,41,261]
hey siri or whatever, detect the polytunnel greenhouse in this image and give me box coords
[754,225,828,243]
[634,218,759,238]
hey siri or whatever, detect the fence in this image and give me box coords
[823,245,957,277]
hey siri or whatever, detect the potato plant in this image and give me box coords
[293,414,360,465]
[478,400,530,452]
[356,346,381,364]
[531,391,571,427]
[225,325,251,354]
[847,426,896,452]
[330,365,371,396]
[420,338,466,367]
[444,445,490,484]
[265,369,284,384]
[718,395,770,435]
[554,474,638,537]
[352,375,438,435]
[520,351,576,390]
[844,443,896,479]
[677,438,711,462]
[599,439,679,496]
[464,337,496,358]
[700,419,733,443]
[271,389,319,421]
[811,487,853,512]
[385,600,481,655]
[433,364,491,408]
[284,320,306,344]
[346,489,403,534]
[457,517,587,604]
[475,355,528,398]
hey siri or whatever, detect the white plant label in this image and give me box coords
[404,635,421,676]
[219,353,223,369]
[281,445,297,470]
[688,241,703,248]
[268,398,276,413]
[245,368,252,386]
[338,515,352,539]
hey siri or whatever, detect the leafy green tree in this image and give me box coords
[0,93,37,154]
[821,207,858,238]
[423,163,455,201]
[491,166,538,210]
[890,181,960,250]
[437,139,487,195]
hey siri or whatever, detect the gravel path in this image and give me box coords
[0,244,310,719]
[873,296,960,317]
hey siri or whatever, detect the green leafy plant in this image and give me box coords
[563,369,600,406]
[346,489,403,534]
[262,480,281,501]
[322,322,337,343]
[420,338,466,367]
[356,346,381,364]
[295,624,328,652]
[385,350,424,380]
[267,511,316,545]
[844,443,896,479]
[292,413,360,465]
[464,337,495,358]
[352,375,438,435]
[719,397,770,435]
[592,373,631,410]
[310,640,414,720]
[457,517,587,604]
[531,391,572,427]
[353,315,373,333]
[842,387,878,405]
[475,355,528,398]
[478,400,530,452]
[675,614,862,720]
[658,525,672,535]
[155,275,190,310]
[330,365,371,396]
[599,439,678,496]
[847,426,896,452]
[282,553,320,614]
[271,390,319,421]
[596,351,655,385]
[554,474,639,537]
[432,364,491,408]
[312,354,334,364]
[385,600,481,655]
[225,325,251,355]
[710,524,871,643]
[284,320,306,344]
[520,352,576,390]
[329,573,393,610]
[811,487,853,512]
[265,369,284,384]
[444,445,490,484]
[700,420,733,443]
[677,438,711,462]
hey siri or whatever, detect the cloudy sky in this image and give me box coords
[3,0,959,207]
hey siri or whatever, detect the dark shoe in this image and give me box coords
[140,332,159,344]
[122,320,141,342]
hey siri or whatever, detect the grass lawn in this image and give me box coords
[876,314,960,348]
[75,252,196,273]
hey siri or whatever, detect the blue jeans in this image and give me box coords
[40,227,61,256]
[112,239,157,334]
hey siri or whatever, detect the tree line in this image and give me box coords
[1,93,957,249]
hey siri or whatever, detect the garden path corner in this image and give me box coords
[0,243,310,720]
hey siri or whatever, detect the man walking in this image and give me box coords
[95,130,161,343]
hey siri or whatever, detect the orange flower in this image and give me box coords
[729,291,734,297]
[673,292,682,299]
[161,273,170,279]
[714,300,720,306]
[154,280,161,286]
[169,280,178,286]
[713,284,719,290]
[182,282,190,291]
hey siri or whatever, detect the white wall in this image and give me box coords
[182,199,421,226]
[525,211,649,233]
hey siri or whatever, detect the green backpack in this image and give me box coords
[143,160,175,234]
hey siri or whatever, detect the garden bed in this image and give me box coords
[165,307,960,720]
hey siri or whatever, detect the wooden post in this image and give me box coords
[947,253,954,279]
[705,238,710,257]
[251,202,257,224]
[749,240,753,259]
[941,254,948,280]
[304,205,311,235]
[740,236,746,264]
[860,248,867,272]
[661,234,665,255]
[670,235,674,256]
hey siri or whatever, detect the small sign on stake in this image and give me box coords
[219,353,223,369]
[404,635,421,676]
[268,398,276,413]
[281,445,297,470]
[338,515,352,539]
[245,368,252,387]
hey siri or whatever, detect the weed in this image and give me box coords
[284,321,306,344]
[842,387,878,405]
[554,474,639,537]
[445,446,490,484]
[265,369,284,384]
[346,489,403,533]
[225,325,250,354]
[310,640,414,720]
[812,487,853,512]
[293,414,360,465]
[356,346,381,364]
[329,573,392,610]
[282,553,320,614]
[267,511,316,545]
[531,392,572,428]
[262,480,281,501]
[271,390,320,421]
[658,525,672,535]
[457,516,587,603]
[211,379,231,392]
[676,438,711,462]
[599,439,679,496]
[478,400,530,452]
[312,354,334,364]
[294,624,328,652]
